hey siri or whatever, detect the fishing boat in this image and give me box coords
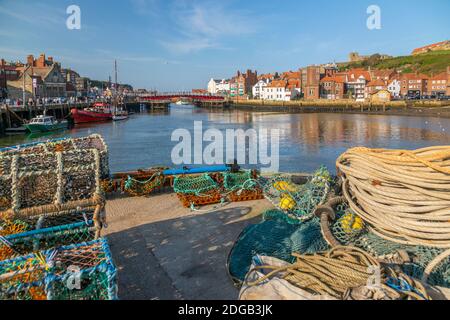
[71,102,113,124]
[113,109,129,121]
[23,115,68,133]
[175,100,190,105]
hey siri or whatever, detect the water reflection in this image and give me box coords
[0,105,448,173]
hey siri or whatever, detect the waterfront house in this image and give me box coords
[230,70,258,98]
[252,79,269,99]
[7,54,66,100]
[304,66,322,100]
[428,72,447,97]
[207,78,230,95]
[261,79,300,101]
[346,69,372,101]
[400,73,428,98]
[387,79,402,98]
[319,74,347,100]
[365,79,387,99]
[370,89,392,103]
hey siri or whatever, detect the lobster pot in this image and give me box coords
[223,170,264,202]
[0,135,108,237]
[0,238,117,300]
[173,174,223,208]
[0,219,96,261]
[0,135,109,179]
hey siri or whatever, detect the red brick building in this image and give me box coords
[230,70,258,97]
[319,74,347,100]
[365,79,387,97]
[400,73,428,97]
[428,72,447,97]
[304,66,321,100]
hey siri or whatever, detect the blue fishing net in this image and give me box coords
[227,211,329,283]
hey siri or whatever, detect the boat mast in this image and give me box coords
[114,59,118,113]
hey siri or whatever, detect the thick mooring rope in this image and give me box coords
[336,146,450,248]
[245,246,430,300]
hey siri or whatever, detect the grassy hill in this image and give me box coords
[339,50,450,75]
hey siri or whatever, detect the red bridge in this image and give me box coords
[139,92,225,102]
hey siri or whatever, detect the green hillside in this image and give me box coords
[339,51,450,75]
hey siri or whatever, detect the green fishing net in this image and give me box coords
[227,211,329,283]
[223,170,258,191]
[262,166,332,222]
[173,173,219,195]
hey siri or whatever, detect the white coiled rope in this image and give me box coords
[336,146,450,248]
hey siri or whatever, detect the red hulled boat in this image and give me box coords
[71,102,113,124]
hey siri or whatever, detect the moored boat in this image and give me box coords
[112,110,129,121]
[23,115,68,133]
[71,102,113,124]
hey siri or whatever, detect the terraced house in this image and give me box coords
[400,73,428,98]
[428,72,447,97]
[319,74,347,100]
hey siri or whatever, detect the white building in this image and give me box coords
[261,80,301,101]
[387,79,401,98]
[347,70,371,101]
[252,79,269,99]
[207,78,230,94]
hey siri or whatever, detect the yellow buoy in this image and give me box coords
[340,212,364,233]
[279,195,296,211]
[273,181,297,193]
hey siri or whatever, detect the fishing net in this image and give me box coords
[0,238,117,300]
[0,220,95,261]
[0,135,108,237]
[223,170,264,202]
[262,166,332,222]
[173,174,223,208]
[227,211,330,284]
[325,200,450,288]
[173,173,219,195]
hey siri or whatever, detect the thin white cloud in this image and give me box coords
[160,1,258,54]
[0,3,63,27]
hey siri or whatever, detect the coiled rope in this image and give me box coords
[244,246,429,300]
[336,146,450,248]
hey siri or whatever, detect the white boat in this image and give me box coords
[112,110,128,121]
[175,100,190,105]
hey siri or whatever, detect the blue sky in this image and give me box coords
[0,0,448,90]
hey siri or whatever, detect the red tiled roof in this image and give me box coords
[367,79,386,87]
[267,80,287,88]
[400,73,429,80]
[320,74,347,84]
[347,69,372,82]
[412,40,450,54]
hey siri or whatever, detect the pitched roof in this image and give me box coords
[367,79,386,87]
[347,68,372,82]
[267,80,287,88]
[320,74,347,84]
[412,40,450,54]
[400,73,429,80]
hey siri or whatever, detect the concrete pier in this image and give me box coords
[103,193,273,299]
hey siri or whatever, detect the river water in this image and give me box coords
[1,105,449,173]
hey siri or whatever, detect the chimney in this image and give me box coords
[27,55,34,66]
[36,53,46,67]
